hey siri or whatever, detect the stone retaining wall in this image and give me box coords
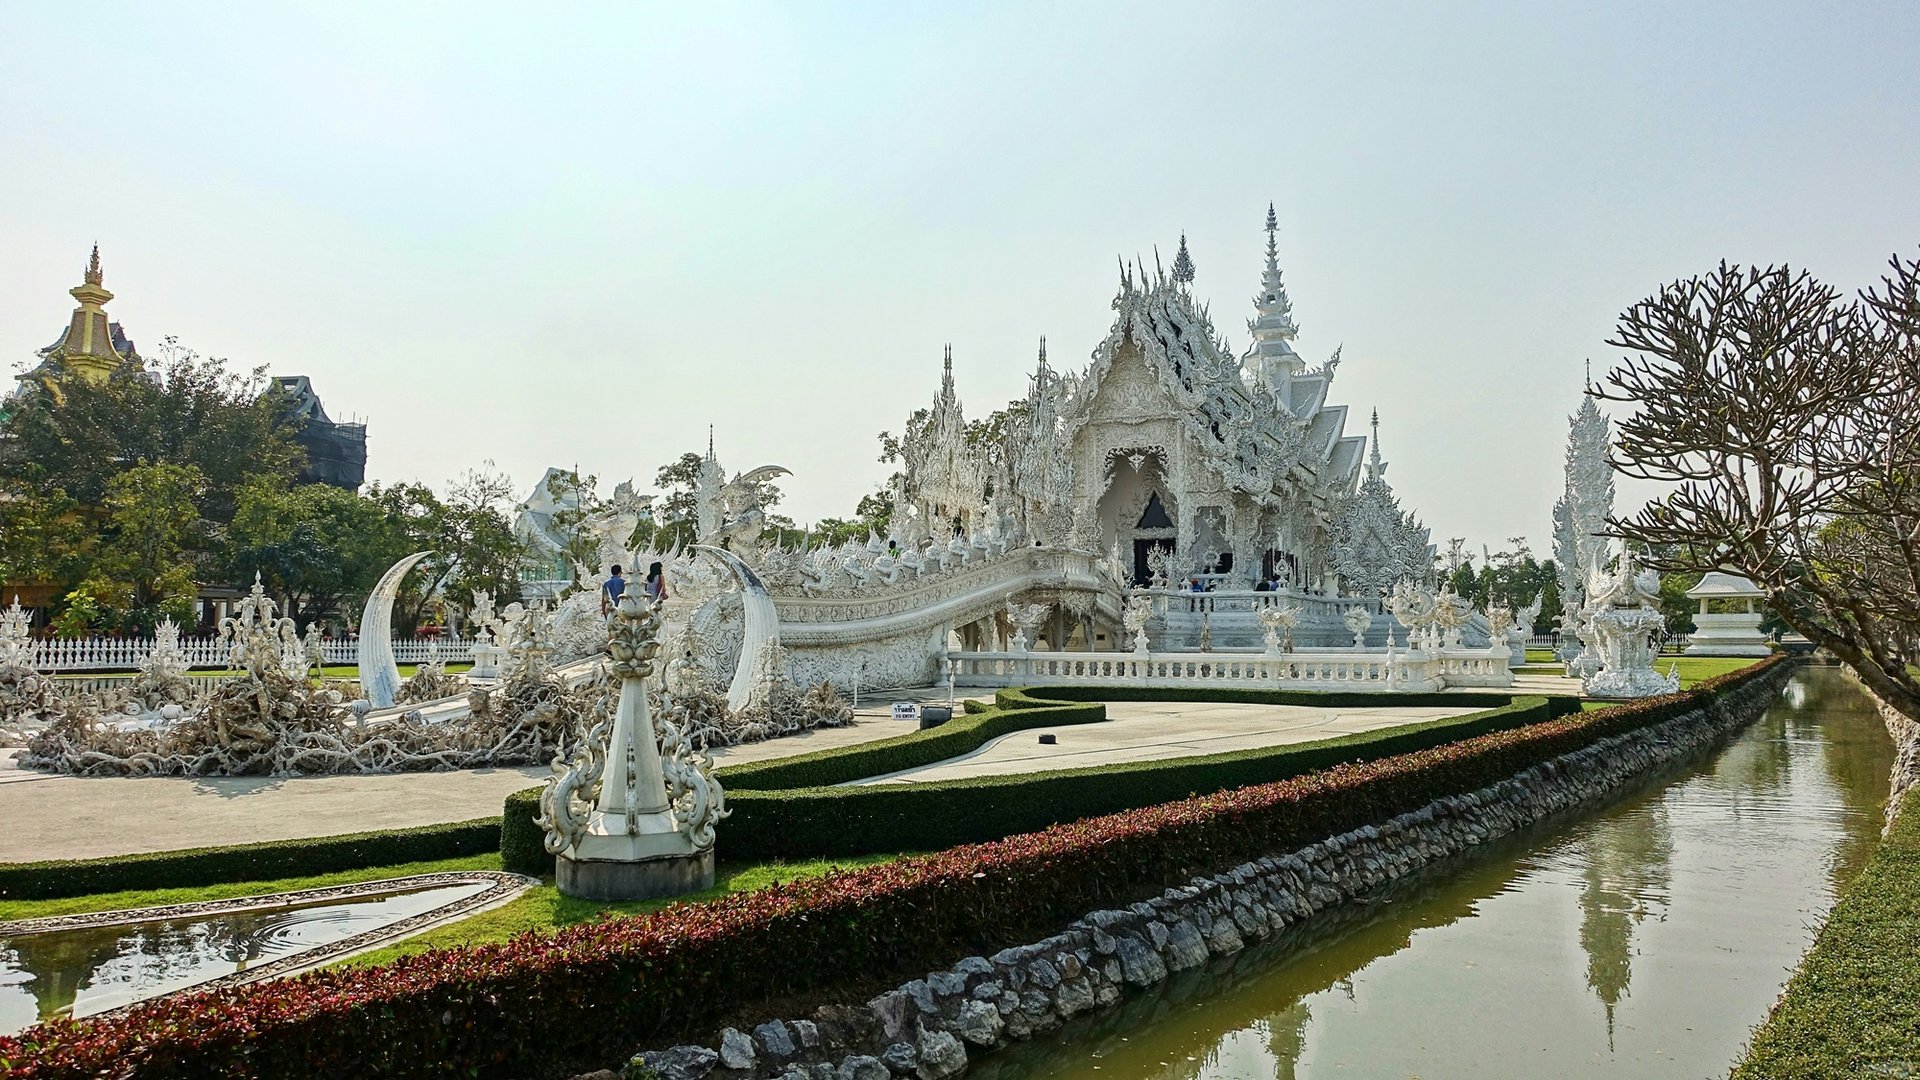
[620,665,1796,1080]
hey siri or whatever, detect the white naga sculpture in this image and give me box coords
[1124,592,1156,652]
[701,464,793,552]
[1343,604,1375,649]
[537,592,727,900]
[1259,602,1302,656]
[1581,551,1680,699]
[1007,600,1053,652]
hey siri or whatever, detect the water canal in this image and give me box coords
[972,666,1893,1080]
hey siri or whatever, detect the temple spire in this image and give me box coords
[1172,232,1195,286]
[1368,407,1386,481]
[1248,203,1303,392]
[940,344,956,401]
[1264,203,1279,271]
[85,243,102,286]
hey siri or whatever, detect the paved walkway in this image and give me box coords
[0,684,1548,863]
[0,705,925,865]
[852,701,1480,785]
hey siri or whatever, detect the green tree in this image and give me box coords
[226,478,400,629]
[646,454,705,551]
[86,462,208,631]
[0,338,304,524]
[0,476,92,591]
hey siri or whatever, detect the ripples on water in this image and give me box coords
[973,667,1893,1080]
[0,881,487,1034]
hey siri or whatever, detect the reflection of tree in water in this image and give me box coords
[1261,1000,1311,1080]
[1789,669,1900,891]
[2,912,275,1023]
[1575,800,1673,1047]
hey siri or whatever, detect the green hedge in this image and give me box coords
[502,788,549,875]
[504,687,1579,869]
[0,817,502,902]
[1734,777,1920,1078]
[716,693,1579,861]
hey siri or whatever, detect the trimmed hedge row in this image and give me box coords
[1733,761,1920,1078]
[715,693,1577,861]
[502,686,1575,871]
[1,655,1791,1080]
[0,817,502,902]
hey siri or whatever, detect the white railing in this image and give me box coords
[1149,587,1357,619]
[31,636,472,672]
[949,644,1515,693]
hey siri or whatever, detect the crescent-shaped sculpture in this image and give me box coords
[692,544,780,713]
[358,550,433,708]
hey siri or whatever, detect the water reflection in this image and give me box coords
[976,668,1892,1080]
[0,881,486,1034]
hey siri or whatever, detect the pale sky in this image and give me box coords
[4,2,1916,558]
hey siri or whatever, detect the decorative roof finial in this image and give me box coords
[1264,204,1279,267]
[1172,232,1195,286]
[1368,407,1385,481]
[1037,335,1047,368]
[941,344,956,400]
[85,243,103,286]
[706,424,715,463]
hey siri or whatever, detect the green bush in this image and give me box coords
[0,818,501,902]
[501,787,549,876]
[719,698,1108,790]
[717,693,1580,861]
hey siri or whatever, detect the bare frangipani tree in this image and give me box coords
[1596,254,1920,723]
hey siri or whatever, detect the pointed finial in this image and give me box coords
[1263,204,1279,268]
[1038,335,1047,366]
[1172,232,1195,286]
[706,424,715,462]
[1368,408,1385,480]
[85,243,103,286]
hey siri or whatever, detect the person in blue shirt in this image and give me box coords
[601,565,626,616]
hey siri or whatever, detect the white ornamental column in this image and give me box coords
[541,592,723,901]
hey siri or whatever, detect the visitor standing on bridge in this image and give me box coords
[601,565,626,616]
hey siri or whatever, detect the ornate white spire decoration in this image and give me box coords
[1247,202,1304,391]
[1330,410,1431,598]
[1172,232,1195,286]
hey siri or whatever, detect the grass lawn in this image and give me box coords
[342,853,902,968]
[1734,795,1920,1079]
[0,850,905,970]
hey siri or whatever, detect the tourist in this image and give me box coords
[645,561,669,602]
[600,565,626,615]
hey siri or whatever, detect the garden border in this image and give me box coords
[0,816,502,902]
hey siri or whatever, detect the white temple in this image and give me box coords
[496,207,1504,695]
[893,206,1426,599]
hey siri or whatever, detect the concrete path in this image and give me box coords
[0,707,924,865]
[852,701,1480,785]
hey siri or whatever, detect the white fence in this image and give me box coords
[31,636,473,673]
[948,644,1514,694]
